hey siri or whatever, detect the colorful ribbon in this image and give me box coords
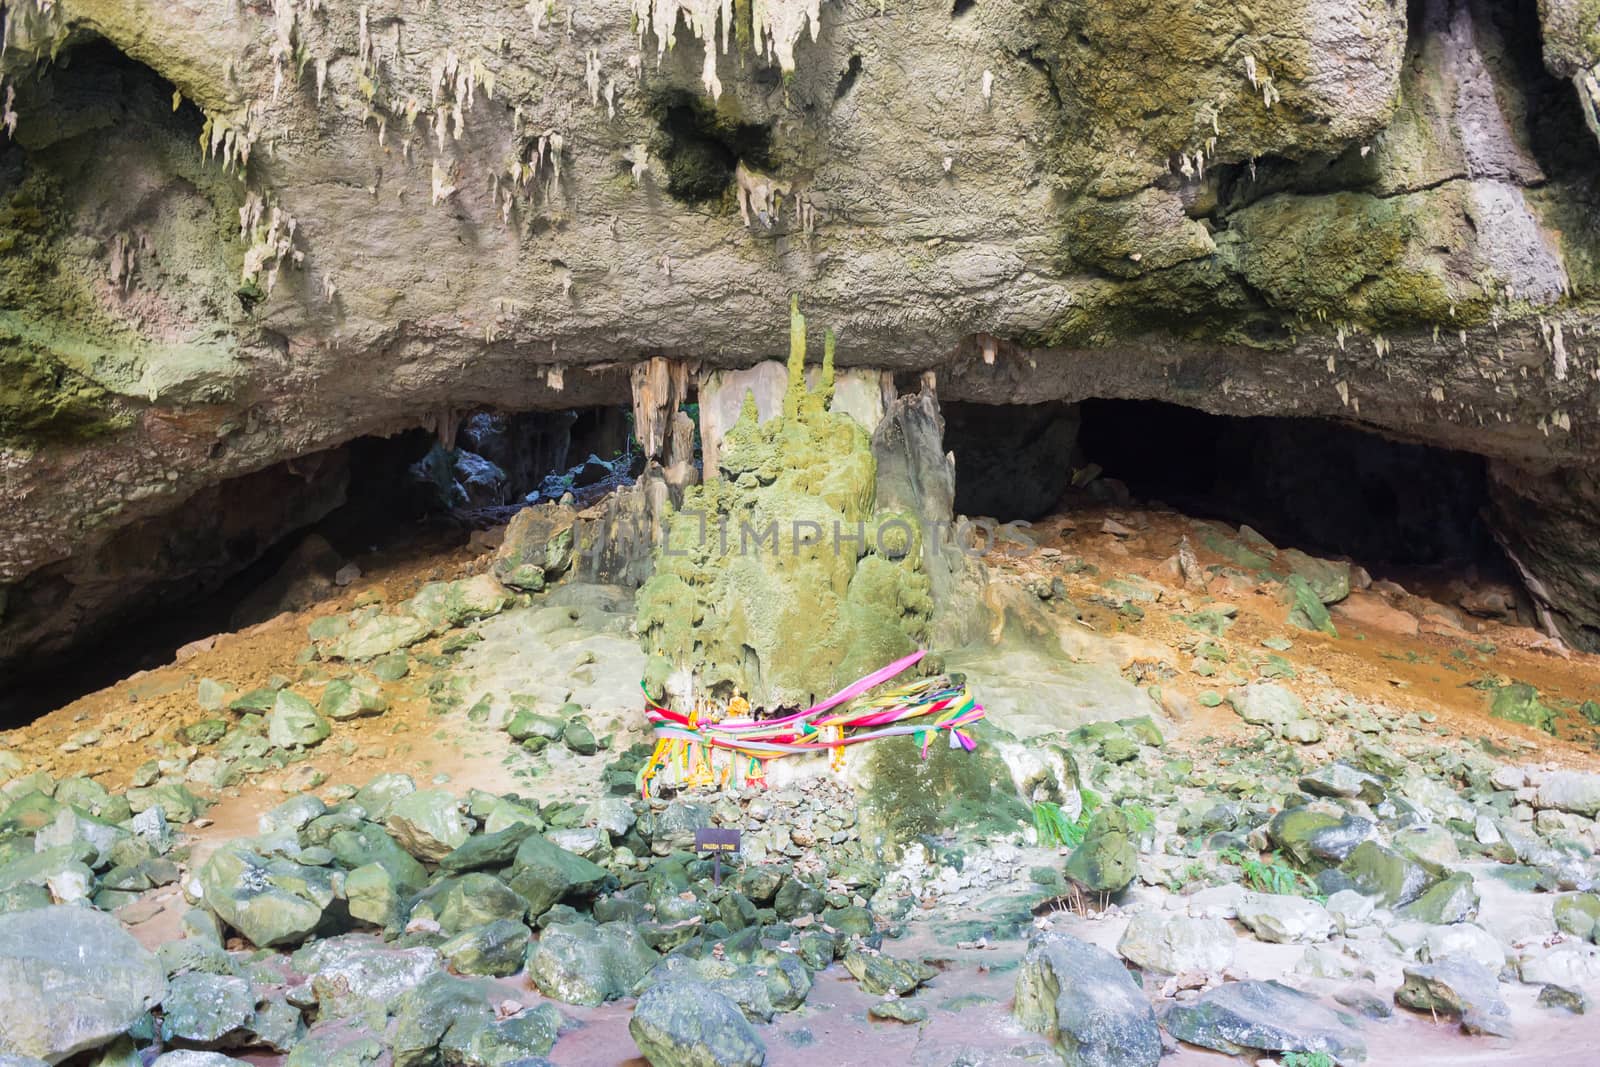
[636,650,985,796]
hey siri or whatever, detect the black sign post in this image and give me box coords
[694,827,741,885]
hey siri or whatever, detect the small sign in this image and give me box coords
[694,828,741,885]
[695,828,741,854]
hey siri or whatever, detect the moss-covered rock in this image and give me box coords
[637,300,931,709]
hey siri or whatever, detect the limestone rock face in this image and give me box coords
[7,0,1600,670]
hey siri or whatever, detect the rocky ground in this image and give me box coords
[3,495,1600,1066]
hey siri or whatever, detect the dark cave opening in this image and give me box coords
[944,397,1504,573]
[1074,399,1497,570]
[0,406,638,725]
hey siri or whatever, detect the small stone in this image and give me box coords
[1538,983,1588,1014]
[1236,892,1334,944]
[267,691,331,749]
[385,790,472,862]
[869,999,928,1023]
[321,676,388,720]
[843,950,937,996]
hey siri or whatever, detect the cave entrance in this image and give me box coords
[943,396,1509,581]
[1071,399,1496,571]
[0,405,637,725]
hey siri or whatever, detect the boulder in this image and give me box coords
[493,505,577,591]
[1554,893,1600,941]
[527,921,660,1006]
[1397,959,1513,1037]
[321,676,388,720]
[1116,912,1236,974]
[628,979,765,1067]
[505,834,610,918]
[1014,933,1160,1067]
[1063,808,1138,894]
[402,575,513,632]
[0,906,165,1062]
[352,773,416,820]
[438,1005,562,1066]
[439,825,540,873]
[293,937,440,1025]
[1339,841,1434,907]
[1396,872,1479,925]
[333,614,431,661]
[440,920,533,977]
[1268,808,1342,869]
[197,844,336,948]
[408,873,529,935]
[1228,684,1321,743]
[1162,980,1365,1062]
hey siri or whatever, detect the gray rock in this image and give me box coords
[0,906,166,1062]
[1397,959,1513,1037]
[1339,841,1434,907]
[441,920,533,977]
[505,834,610,918]
[408,873,529,935]
[151,1054,254,1067]
[1162,980,1365,1061]
[1228,684,1320,742]
[1236,892,1334,944]
[258,794,327,835]
[321,676,388,720]
[158,973,255,1045]
[1536,771,1600,816]
[1420,924,1506,972]
[438,1004,562,1066]
[1538,983,1588,1014]
[1014,932,1160,1067]
[197,844,335,948]
[352,772,417,820]
[869,999,928,1023]
[628,979,765,1067]
[333,613,432,661]
[1299,762,1384,801]
[1395,871,1479,925]
[292,936,440,1025]
[439,825,540,873]
[1116,912,1236,974]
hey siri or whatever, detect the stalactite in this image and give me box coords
[631,357,691,460]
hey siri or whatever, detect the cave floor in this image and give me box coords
[5,497,1600,1064]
